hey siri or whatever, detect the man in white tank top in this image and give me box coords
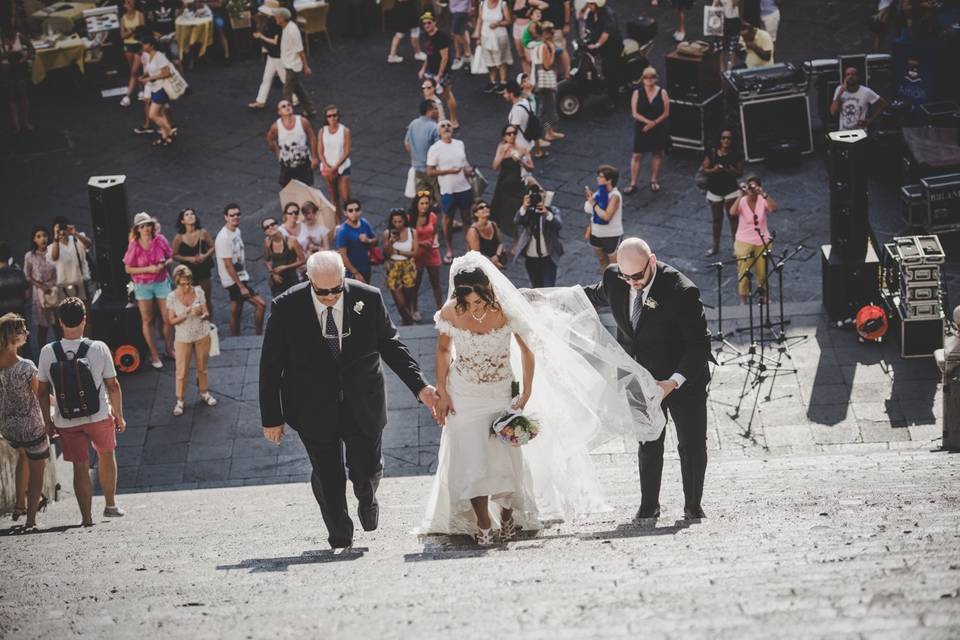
[266,100,319,186]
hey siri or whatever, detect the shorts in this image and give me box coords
[671,0,695,10]
[386,259,417,289]
[4,433,50,461]
[706,189,740,203]
[150,87,170,105]
[552,30,567,52]
[512,21,527,41]
[440,189,475,224]
[124,42,142,54]
[279,163,314,187]
[327,166,352,178]
[56,417,117,464]
[226,282,258,302]
[424,72,451,92]
[589,233,621,255]
[133,279,172,300]
[213,15,226,29]
[451,12,470,35]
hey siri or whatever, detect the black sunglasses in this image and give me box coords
[262,221,277,231]
[345,206,361,213]
[618,260,650,282]
[312,283,344,297]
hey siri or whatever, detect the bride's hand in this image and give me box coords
[435,393,456,425]
[512,393,531,411]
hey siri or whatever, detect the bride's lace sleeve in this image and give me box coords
[434,311,457,337]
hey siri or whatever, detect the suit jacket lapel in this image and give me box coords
[611,269,634,338]
[636,264,667,332]
[339,283,354,359]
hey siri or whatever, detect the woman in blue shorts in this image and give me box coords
[124,212,175,368]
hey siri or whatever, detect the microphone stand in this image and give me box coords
[709,258,742,360]
[768,244,811,351]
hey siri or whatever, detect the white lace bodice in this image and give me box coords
[435,312,514,385]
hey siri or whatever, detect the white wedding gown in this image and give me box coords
[417,252,668,537]
[418,316,541,535]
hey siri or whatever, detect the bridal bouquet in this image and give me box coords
[490,407,541,447]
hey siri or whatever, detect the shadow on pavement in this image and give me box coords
[579,519,692,541]
[215,547,368,572]
[0,523,86,536]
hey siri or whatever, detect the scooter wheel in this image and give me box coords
[558,89,582,119]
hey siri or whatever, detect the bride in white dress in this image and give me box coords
[418,252,667,544]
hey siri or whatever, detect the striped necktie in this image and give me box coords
[324,307,340,359]
[631,291,644,331]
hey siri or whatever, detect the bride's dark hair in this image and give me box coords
[452,267,500,315]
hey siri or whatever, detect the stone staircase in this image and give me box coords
[2,448,958,638]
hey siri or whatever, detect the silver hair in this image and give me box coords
[306,251,345,279]
[617,237,651,261]
[274,7,291,19]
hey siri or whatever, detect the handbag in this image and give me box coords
[160,66,189,101]
[207,322,220,357]
[404,166,416,199]
[41,288,59,310]
[703,4,724,38]
[368,245,386,266]
[470,44,487,75]
[469,168,489,199]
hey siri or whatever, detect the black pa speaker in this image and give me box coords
[826,130,871,263]
[739,93,813,162]
[665,50,721,102]
[88,175,131,303]
[89,299,148,373]
[821,243,880,322]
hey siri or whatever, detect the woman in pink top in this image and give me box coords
[729,176,778,304]
[123,212,175,368]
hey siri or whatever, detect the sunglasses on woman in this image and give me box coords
[262,221,277,231]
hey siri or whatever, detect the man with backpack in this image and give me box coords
[503,79,542,154]
[37,298,126,526]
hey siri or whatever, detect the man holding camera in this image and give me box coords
[513,183,563,288]
[49,216,93,306]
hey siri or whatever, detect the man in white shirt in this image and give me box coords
[426,120,475,262]
[215,203,266,336]
[37,298,126,526]
[502,79,534,152]
[276,8,314,118]
[830,67,888,131]
[49,216,92,303]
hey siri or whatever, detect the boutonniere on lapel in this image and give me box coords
[353,300,365,315]
[643,297,658,311]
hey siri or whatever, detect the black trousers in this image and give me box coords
[299,403,383,548]
[638,382,708,513]
[524,255,557,288]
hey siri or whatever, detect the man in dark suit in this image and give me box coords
[260,251,438,549]
[513,184,563,288]
[583,237,713,520]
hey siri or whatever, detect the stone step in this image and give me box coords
[2,449,958,638]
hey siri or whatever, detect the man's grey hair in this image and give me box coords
[306,251,345,279]
[617,237,652,261]
[274,7,291,19]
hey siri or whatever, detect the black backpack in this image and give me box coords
[519,104,543,143]
[49,340,102,419]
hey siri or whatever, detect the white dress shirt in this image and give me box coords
[311,289,345,350]
[524,210,554,258]
[628,267,686,389]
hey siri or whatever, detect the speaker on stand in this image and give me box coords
[87,175,146,373]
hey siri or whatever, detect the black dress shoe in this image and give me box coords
[358,503,379,531]
[636,505,661,519]
[683,506,706,520]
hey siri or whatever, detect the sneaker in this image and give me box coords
[247,101,265,109]
[414,52,427,61]
[291,95,300,107]
[150,360,163,369]
[173,400,184,416]
[673,30,685,42]
[482,82,497,93]
[120,95,131,107]
[133,126,156,135]
[387,54,404,63]
[451,58,464,71]
[136,91,144,100]
[103,506,125,517]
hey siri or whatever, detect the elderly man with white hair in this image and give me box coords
[583,237,714,522]
[259,251,438,551]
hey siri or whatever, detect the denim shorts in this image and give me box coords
[134,279,172,300]
[151,88,170,105]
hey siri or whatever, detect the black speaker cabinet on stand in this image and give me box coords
[88,175,132,304]
[669,91,724,151]
[738,93,813,162]
[821,243,880,322]
[827,130,871,264]
[90,299,148,374]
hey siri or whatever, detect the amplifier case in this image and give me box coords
[895,306,944,358]
[921,174,960,232]
[665,50,721,102]
[669,91,724,151]
[739,93,814,162]
[900,184,925,227]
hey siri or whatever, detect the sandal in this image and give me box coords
[704,247,718,257]
[500,517,517,542]
[11,507,26,521]
[533,150,550,159]
[622,184,638,195]
[650,181,661,192]
[443,254,453,265]
[173,400,184,416]
[200,392,218,407]
[475,526,496,546]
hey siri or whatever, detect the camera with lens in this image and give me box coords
[526,185,543,215]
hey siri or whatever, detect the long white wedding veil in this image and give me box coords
[446,252,666,521]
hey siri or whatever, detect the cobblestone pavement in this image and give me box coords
[94,303,942,493]
[1,449,958,638]
[3,0,954,337]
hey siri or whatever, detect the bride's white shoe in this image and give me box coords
[500,517,517,542]
[475,527,496,546]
